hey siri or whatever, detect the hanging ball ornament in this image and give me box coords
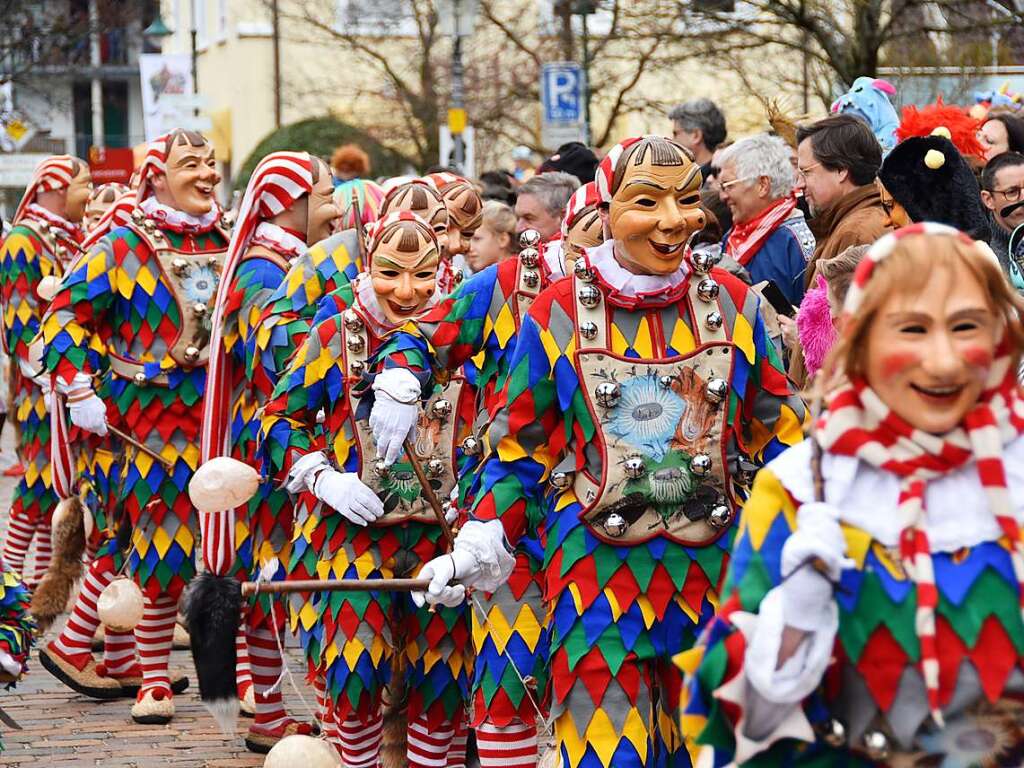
[264,735,341,768]
[97,577,145,632]
[36,275,62,303]
[188,456,261,514]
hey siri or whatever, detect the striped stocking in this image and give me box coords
[446,713,468,768]
[476,719,539,768]
[235,621,253,699]
[136,594,177,696]
[51,558,115,666]
[313,674,342,749]
[100,629,138,677]
[30,523,52,585]
[339,712,383,768]
[2,509,36,575]
[407,713,454,768]
[246,625,288,730]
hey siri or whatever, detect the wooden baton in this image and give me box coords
[241,577,431,597]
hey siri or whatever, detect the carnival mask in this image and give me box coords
[152,136,221,216]
[865,260,998,435]
[381,183,450,256]
[563,205,603,273]
[441,182,483,257]
[64,165,94,223]
[306,163,341,244]
[607,140,704,275]
[369,220,440,325]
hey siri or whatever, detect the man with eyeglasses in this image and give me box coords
[980,151,1024,277]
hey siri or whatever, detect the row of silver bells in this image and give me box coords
[598,501,732,538]
[821,719,890,761]
[593,376,728,409]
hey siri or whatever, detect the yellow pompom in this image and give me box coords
[924,149,946,169]
[930,126,952,139]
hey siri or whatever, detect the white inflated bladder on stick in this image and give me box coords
[188,456,260,514]
[264,735,341,767]
[97,577,145,632]
[36,275,61,303]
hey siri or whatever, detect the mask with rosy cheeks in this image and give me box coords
[369,220,440,326]
[63,167,93,223]
[441,182,483,257]
[864,261,999,435]
[607,140,704,275]
[380,182,451,256]
[306,165,341,243]
[152,137,221,216]
[563,206,603,272]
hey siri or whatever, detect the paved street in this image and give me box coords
[0,434,317,767]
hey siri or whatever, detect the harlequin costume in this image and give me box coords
[0,556,34,752]
[408,136,807,768]
[38,129,231,724]
[680,224,1024,766]
[261,212,472,768]
[199,150,331,751]
[0,155,88,586]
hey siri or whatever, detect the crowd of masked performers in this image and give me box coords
[0,87,1023,768]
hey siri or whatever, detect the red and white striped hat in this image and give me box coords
[13,155,82,224]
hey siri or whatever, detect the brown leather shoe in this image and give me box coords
[244,720,321,754]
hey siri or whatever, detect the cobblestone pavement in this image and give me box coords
[0,434,319,767]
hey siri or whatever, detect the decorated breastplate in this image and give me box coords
[127,214,228,369]
[563,264,735,546]
[343,307,463,525]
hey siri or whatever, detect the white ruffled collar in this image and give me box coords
[586,239,690,302]
[24,203,82,244]
[140,196,220,233]
[252,222,306,258]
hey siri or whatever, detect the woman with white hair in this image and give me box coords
[717,133,815,306]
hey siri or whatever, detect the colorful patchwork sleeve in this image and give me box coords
[261,314,354,482]
[371,260,521,400]
[40,237,118,384]
[227,254,288,400]
[0,225,48,363]
[719,275,807,466]
[0,558,35,678]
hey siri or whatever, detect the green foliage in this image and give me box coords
[235,117,411,191]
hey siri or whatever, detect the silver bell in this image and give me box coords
[549,471,572,490]
[519,247,539,268]
[578,284,601,309]
[690,249,714,274]
[623,456,646,479]
[38,221,50,233]
[461,436,481,455]
[594,381,621,408]
[350,359,365,376]
[131,209,145,225]
[431,399,452,419]
[143,218,156,232]
[579,321,599,340]
[602,512,629,538]
[696,278,720,302]
[707,504,732,528]
[861,731,890,761]
[573,259,595,282]
[346,334,365,354]
[133,371,147,386]
[193,302,208,317]
[705,377,728,404]
[659,375,675,389]
[183,345,201,363]
[343,309,364,333]
[690,453,712,476]
[522,270,540,288]
[171,259,189,276]
[519,229,541,249]
[704,311,723,332]
[373,459,389,477]
[426,459,445,477]
[822,718,846,748]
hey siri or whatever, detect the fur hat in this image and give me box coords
[878,135,991,241]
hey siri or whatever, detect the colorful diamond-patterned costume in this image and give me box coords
[0,556,34,751]
[0,156,87,585]
[368,244,562,740]
[462,237,804,768]
[261,217,472,759]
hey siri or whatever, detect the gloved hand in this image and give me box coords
[780,502,851,631]
[369,368,421,467]
[412,548,480,608]
[312,469,384,526]
[67,391,108,436]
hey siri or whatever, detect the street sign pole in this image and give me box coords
[541,62,587,150]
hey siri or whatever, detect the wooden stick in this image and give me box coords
[403,438,455,551]
[242,577,430,597]
[107,425,175,471]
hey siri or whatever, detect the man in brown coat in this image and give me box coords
[790,114,891,384]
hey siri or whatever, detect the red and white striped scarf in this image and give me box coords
[724,195,797,267]
[816,222,1024,725]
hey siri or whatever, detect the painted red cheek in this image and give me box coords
[880,351,920,378]
[963,346,994,368]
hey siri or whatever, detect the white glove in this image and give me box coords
[17,357,50,398]
[312,469,384,526]
[67,392,108,436]
[369,368,422,467]
[780,502,852,632]
[413,548,480,608]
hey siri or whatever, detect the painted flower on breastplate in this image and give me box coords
[604,369,686,463]
[181,264,218,305]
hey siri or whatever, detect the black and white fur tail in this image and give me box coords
[183,571,241,734]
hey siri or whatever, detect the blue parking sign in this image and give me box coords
[542,63,583,123]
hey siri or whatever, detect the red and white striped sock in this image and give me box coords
[101,629,138,676]
[2,511,35,575]
[313,674,343,748]
[246,625,288,731]
[339,712,383,768]
[235,622,253,700]
[476,719,539,768]
[408,713,454,768]
[447,713,468,768]
[31,522,52,584]
[51,560,114,664]
[136,593,177,697]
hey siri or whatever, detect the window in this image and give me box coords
[335,0,417,36]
